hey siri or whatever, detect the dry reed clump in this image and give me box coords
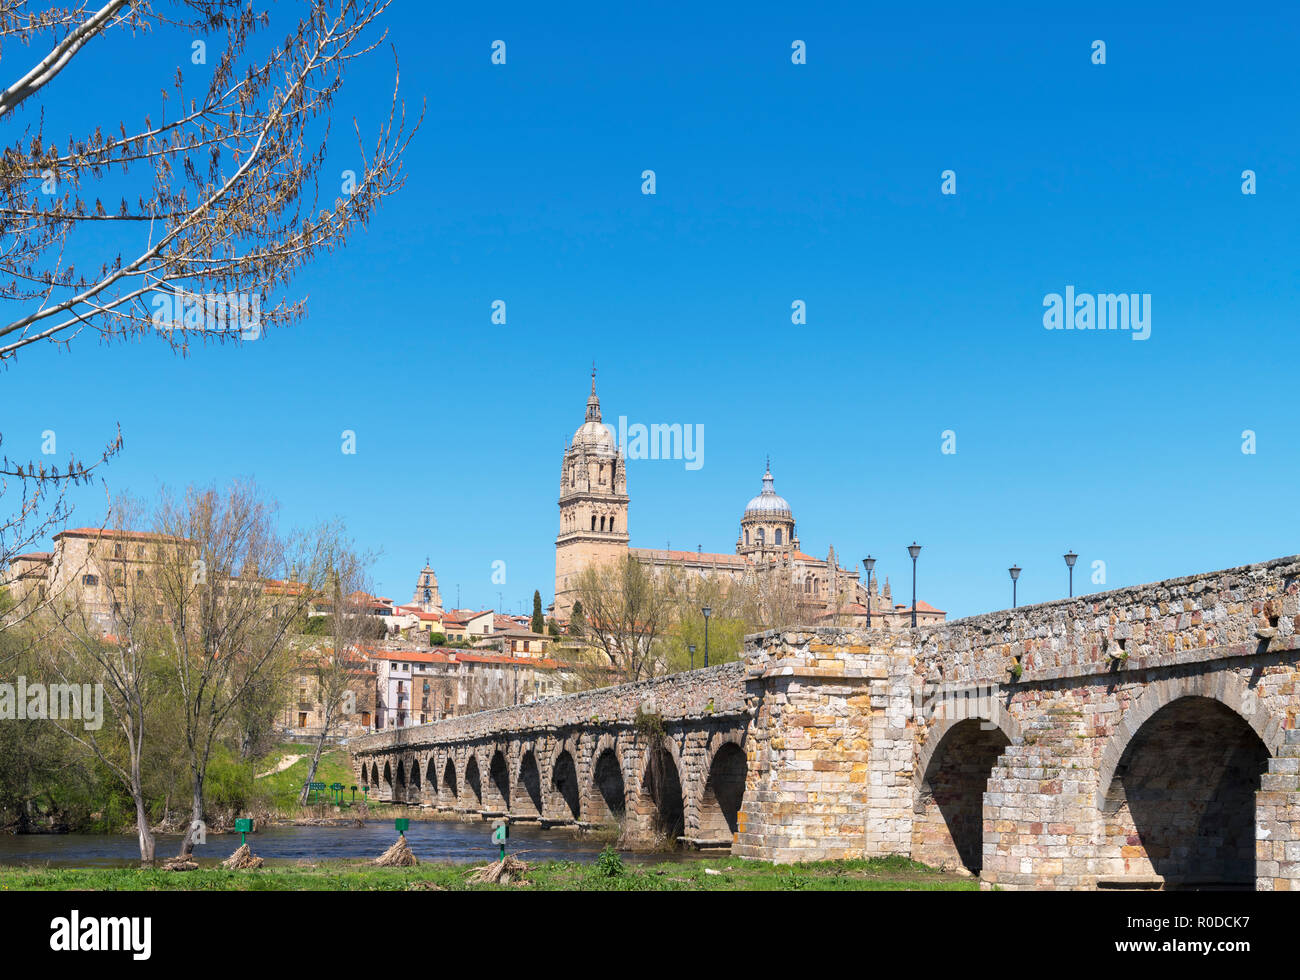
[221,843,264,869]
[373,836,418,866]
[467,854,530,885]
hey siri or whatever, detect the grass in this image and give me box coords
[0,854,978,891]
[256,745,358,811]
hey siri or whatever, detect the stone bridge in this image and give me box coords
[349,663,752,848]
[352,554,1300,890]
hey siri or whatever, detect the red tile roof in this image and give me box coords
[360,645,563,670]
[630,548,747,565]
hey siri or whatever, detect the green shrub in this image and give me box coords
[594,845,625,878]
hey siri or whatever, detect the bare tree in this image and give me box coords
[0,0,419,361]
[0,429,121,641]
[45,494,165,861]
[150,480,332,856]
[0,1,418,619]
[733,560,810,632]
[297,543,372,804]
[570,554,671,687]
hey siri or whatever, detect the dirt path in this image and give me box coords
[256,754,305,779]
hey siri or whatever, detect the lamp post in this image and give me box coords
[1064,550,1077,597]
[861,556,876,627]
[1009,564,1021,608]
[702,605,712,666]
[907,543,921,627]
[688,644,696,670]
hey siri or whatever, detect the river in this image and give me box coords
[0,819,708,868]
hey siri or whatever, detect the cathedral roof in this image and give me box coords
[743,462,792,518]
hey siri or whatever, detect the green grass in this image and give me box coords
[256,745,357,811]
[0,855,978,891]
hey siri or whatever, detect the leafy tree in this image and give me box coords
[531,590,544,633]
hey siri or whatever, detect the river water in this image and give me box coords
[0,819,705,868]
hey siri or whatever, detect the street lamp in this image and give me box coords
[907,543,921,627]
[1009,564,1021,608]
[1064,550,1078,597]
[861,556,876,627]
[701,605,712,666]
[688,643,696,670]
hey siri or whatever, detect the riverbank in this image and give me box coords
[0,855,978,891]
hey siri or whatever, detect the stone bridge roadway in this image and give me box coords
[349,663,752,849]
[353,554,1300,890]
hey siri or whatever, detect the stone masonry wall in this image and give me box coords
[350,661,748,753]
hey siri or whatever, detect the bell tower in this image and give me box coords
[554,367,629,619]
[411,562,443,616]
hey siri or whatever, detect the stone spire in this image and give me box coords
[586,362,601,423]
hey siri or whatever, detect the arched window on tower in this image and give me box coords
[775,529,783,545]
[591,515,597,531]
[609,517,616,533]
[757,528,765,546]
[744,530,749,545]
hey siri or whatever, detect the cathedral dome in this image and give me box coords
[571,418,617,454]
[743,464,792,517]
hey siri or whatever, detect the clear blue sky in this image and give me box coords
[6,1,1297,619]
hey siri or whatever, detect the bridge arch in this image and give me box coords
[464,755,483,807]
[588,736,627,825]
[486,747,510,810]
[1096,673,1280,889]
[551,748,581,820]
[409,757,421,801]
[516,749,543,816]
[441,756,458,804]
[1096,670,1282,810]
[915,699,1022,790]
[913,716,1015,874]
[382,761,393,802]
[635,735,686,847]
[698,731,747,842]
[395,759,407,803]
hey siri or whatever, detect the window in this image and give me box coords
[113,568,124,585]
[113,543,123,557]
[136,570,144,580]
[82,574,98,587]
[757,528,765,545]
[775,529,783,545]
[609,518,616,532]
[591,515,597,530]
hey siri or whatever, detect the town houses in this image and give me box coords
[2,528,566,741]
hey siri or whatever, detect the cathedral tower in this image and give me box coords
[554,369,629,618]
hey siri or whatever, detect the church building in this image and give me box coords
[552,374,944,630]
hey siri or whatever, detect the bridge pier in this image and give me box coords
[1255,735,1300,890]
